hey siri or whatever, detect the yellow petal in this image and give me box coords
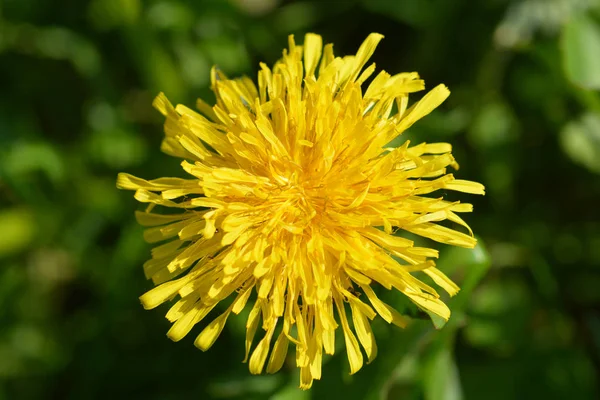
[395,84,450,134]
[249,321,276,374]
[348,33,384,84]
[444,179,486,195]
[165,293,200,322]
[266,330,290,374]
[303,33,323,77]
[134,211,188,227]
[143,220,190,243]
[194,308,231,351]
[423,267,460,296]
[299,366,314,390]
[406,222,477,248]
[231,284,254,314]
[168,303,215,342]
[405,292,451,320]
[116,173,200,192]
[139,278,188,310]
[243,301,262,363]
[334,295,363,374]
[360,284,409,328]
[350,303,378,363]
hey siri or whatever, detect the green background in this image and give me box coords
[1,0,600,399]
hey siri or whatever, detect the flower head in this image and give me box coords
[117,33,484,389]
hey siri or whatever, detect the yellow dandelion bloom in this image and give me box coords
[117,33,484,389]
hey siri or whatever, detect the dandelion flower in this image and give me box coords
[117,33,484,389]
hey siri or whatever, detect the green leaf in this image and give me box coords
[417,242,490,399]
[426,311,448,330]
[562,13,600,89]
[434,240,492,314]
[423,348,463,400]
[560,112,600,174]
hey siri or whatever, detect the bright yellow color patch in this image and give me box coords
[117,33,484,389]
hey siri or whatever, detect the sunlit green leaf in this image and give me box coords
[562,13,600,89]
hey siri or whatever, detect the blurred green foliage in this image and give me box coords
[1,0,600,399]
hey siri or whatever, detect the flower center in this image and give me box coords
[264,175,333,234]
